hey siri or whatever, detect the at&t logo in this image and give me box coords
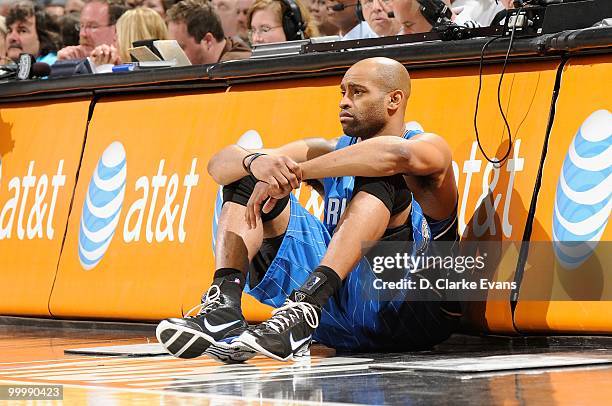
[553,110,611,269]
[79,142,127,270]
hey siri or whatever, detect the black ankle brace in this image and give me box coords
[294,265,342,308]
[212,268,245,299]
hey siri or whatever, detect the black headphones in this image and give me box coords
[329,2,364,22]
[386,0,452,26]
[356,1,364,21]
[280,0,306,40]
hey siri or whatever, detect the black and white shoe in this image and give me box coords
[237,296,320,362]
[156,284,255,361]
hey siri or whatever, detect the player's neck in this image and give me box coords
[373,121,406,138]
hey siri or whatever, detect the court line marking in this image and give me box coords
[1,359,372,383]
[0,378,368,406]
[0,356,372,375]
[0,356,112,366]
[99,365,372,385]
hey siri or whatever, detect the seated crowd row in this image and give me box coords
[0,0,515,67]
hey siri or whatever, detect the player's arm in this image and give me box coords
[207,137,338,186]
[300,133,451,180]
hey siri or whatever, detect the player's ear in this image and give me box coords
[387,90,404,111]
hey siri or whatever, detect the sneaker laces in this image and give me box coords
[185,285,222,317]
[261,299,319,334]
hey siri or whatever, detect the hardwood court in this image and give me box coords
[1,320,611,405]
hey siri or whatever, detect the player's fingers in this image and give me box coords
[251,197,263,228]
[273,170,289,192]
[246,188,258,228]
[284,159,303,183]
[288,161,303,183]
[279,165,299,190]
[262,197,278,214]
[245,195,254,227]
[267,176,282,197]
[247,182,268,228]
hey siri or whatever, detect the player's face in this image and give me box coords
[339,67,388,139]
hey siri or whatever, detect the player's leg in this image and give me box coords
[238,178,400,361]
[156,176,289,360]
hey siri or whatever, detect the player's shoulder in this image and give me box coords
[409,132,450,146]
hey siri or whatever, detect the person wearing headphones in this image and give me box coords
[360,0,401,37]
[391,0,480,34]
[325,0,377,40]
[247,0,318,45]
[308,0,339,36]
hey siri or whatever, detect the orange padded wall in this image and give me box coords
[514,55,612,333]
[0,99,90,316]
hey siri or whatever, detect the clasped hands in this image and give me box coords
[245,154,303,228]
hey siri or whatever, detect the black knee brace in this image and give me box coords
[352,174,411,215]
[222,175,290,222]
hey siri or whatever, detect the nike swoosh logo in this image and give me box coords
[289,333,311,351]
[203,318,241,333]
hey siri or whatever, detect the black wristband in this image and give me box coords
[242,153,259,174]
[246,153,266,177]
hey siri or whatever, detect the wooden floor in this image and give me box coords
[1,321,612,405]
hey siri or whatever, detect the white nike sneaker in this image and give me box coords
[237,293,321,362]
[156,284,255,362]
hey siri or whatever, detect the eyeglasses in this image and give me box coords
[361,0,392,9]
[247,25,282,39]
[75,23,112,32]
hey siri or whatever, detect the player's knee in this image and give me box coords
[222,175,290,222]
[353,175,409,215]
[223,175,258,206]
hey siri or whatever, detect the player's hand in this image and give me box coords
[248,155,302,197]
[245,181,281,229]
[90,44,121,66]
[57,45,89,60]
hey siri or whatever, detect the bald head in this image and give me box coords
[339,57,411,139]
[348,57,411,101]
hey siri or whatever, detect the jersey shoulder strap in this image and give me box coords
[335,135,357,151]
[403,129,423,140]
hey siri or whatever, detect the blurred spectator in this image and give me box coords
[57,0,127,60]
[325,0,376,40]
[0,15,8,63]
[90,6,168,64]
[45,0,65,20]
[308,0,337,36]
[5,1,59,64]
[247,0,317,45]
[64,0,85,14]
[59,11,79,46]
[212,0,239,38]
[143,0,166,18]
[1,0,12,17]
[162,0,179,12]
[452,0,503,27]
[167,0,251,64]
[126,0,144,8]
[65,0,85,14]
[360,0,399,37]
[391,0,432,33]
[236,0,252,42]
[391,0,479,33]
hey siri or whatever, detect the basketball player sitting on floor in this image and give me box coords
[157,57,460,362]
